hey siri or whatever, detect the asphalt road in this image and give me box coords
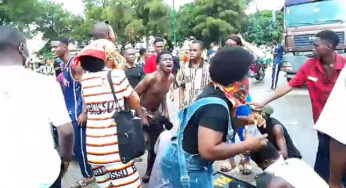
[63,67,318,187]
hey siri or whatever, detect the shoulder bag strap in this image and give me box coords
[107,70,121,110]
[177,97,230,187]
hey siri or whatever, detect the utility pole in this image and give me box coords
[172,0,177,47]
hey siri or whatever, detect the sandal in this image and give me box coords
[220,159,237,172]
[239,159,252,175]
[71,177,95,188]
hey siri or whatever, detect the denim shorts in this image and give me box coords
[161,140,214,188]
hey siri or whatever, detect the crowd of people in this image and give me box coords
[1,20,345,188]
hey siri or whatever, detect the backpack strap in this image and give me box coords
[176,97,231,187]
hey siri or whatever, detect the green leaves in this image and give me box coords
[124,19,145,44]
[84,0,171,46]
[242,10,284,45]
[177,0,246,45]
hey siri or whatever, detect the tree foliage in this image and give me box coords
[242,10,284,45]
[176,0,247,45]
[1,0,279,53]
[82,0,171,46]
[176,3,195,43]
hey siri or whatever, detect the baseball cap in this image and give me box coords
[251,105,274,116]
[75,39,116,72]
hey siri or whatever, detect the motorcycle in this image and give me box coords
[248,60,266,81]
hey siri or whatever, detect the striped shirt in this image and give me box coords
[176,60,210,107]
[81,68,133,166]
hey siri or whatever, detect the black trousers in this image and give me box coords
[314,133,346,184]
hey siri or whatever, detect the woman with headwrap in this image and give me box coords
[75,39,142,188]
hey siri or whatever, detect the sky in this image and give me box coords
[53,0,285,16]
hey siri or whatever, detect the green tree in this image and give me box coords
[176,0,247,46]
[105,1,135,45]
[130,0,172,46]
[124,19,145,45]
[0,0,42,35]
[194,0,246,44]
[34,2,75,40]
[176,3,196,43]
[243,10,283,45]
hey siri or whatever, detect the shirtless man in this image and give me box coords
[135,51,175,183]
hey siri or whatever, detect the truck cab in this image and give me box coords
[282,0,346,81]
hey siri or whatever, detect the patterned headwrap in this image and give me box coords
[213,79,249,108]
[75,39,125,69]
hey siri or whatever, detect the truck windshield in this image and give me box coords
[285,0,346,28]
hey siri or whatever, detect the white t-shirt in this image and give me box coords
[265,156,328,188]
[315,67,346,144]
[0,66,71,187]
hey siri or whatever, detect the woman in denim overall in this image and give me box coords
[160,47,268,188]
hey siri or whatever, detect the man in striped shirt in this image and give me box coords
[177,40,210,109]
[78,39,142,188]
[135,51,175,183]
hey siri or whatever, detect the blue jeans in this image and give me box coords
[161,146,214,188]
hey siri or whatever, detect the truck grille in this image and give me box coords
[294,32,345,48]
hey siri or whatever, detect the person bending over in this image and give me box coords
[250,142,328,188]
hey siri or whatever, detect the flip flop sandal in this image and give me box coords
[71,177,95,188]
[220,161,235,172]
[239,163,252,175]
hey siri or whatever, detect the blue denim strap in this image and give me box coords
[177,97,231,187]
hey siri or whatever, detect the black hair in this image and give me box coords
[191,40,205,50]
[79,56,105,73]
[139,48,147,56]
[316,30,340,49]
[250,142,280,165]
[156,51,172,64]
[226,35,242,46]
[0,25,26,53]
[154,37,164,45]
[57,37,69,46]
[209,47,253,86]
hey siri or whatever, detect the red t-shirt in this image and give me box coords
[289,54,346,123]
[144,54,157,74]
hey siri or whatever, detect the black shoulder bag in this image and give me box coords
[107,70,146,164]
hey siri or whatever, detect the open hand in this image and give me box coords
[247,102,265,110]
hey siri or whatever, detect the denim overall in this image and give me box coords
[161,97,233,188]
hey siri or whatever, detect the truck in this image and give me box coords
[281,0,346,81]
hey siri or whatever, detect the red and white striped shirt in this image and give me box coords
[82,68,133,166]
